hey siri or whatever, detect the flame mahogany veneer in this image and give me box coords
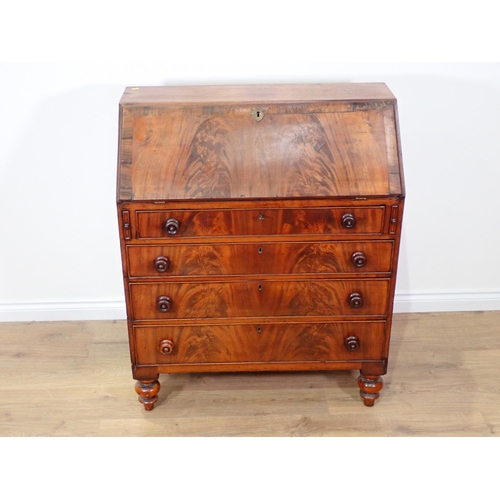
[117,83,405,410]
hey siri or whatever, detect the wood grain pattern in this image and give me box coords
[136,206,385,239]
[117,107,133,200]
[126,241,393,278]
[129,279,390,320]
[134,322,387,365]
[117,84,404,201]
[117,83,405,410]
[123,109,396,201]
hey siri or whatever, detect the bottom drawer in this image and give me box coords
[134,322,387,365]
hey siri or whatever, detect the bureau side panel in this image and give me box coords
[383,197,405,357]
[117,203,138,367]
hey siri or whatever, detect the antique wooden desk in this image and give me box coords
[116,83,405,410]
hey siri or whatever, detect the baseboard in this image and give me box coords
[0,299,127,322]
[393,290,500,313]
[0,291,499,322]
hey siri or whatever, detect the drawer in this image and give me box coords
[130,279,389,320]
[127,241,393,277]
[135,207,385,239]
[134,321,387,365]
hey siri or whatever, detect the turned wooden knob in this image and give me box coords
[341,213,356,229]
[344,336,360,351]
[158,339,174,355]
[156,295,172,312]
[164,218,180,235]
[154,256,170,272]
[348,292,363,308]
[351,251,367,268]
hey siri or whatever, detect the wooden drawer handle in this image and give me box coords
[348,292,363,308]
[351,251,367,268]
[156,296,172,312]
[158,339,174,355]
[164,218,180,235]
[341,213,356,229]
[344,336,360,351]
[154,256,170,272]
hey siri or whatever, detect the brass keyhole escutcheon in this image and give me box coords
[251,108,265,122]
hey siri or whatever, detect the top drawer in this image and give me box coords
[136,207,385,239]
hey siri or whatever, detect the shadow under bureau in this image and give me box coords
[116,83,405,410]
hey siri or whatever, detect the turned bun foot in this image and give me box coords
[358,374,384,407]
[135,379,161,411]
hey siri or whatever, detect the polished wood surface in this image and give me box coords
[128,110,395,200]
[134,322,386,365]
[117,84,403,201]
[1,312,499,436]
[129,279,390,320]
[126,241,393,278]
[135,206,386,238]
[117,83,405,410]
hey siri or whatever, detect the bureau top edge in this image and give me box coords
[119,83,396,106]
[116,194,405,205]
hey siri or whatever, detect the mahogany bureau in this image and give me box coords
[116,83,405,410]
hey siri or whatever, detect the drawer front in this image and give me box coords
[130,279,389,320]
[127,241,393,277]
[136,207,385,239]
[134,322,387,365]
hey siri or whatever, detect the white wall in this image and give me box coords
[1,62,499,320]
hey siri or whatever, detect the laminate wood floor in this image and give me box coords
[0,311,499,436]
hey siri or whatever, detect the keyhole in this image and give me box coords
[259,213,265,220]
[258,284,263,291]
[252,108,265,122]
[257,326,262,333]
[258,247,263,254]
